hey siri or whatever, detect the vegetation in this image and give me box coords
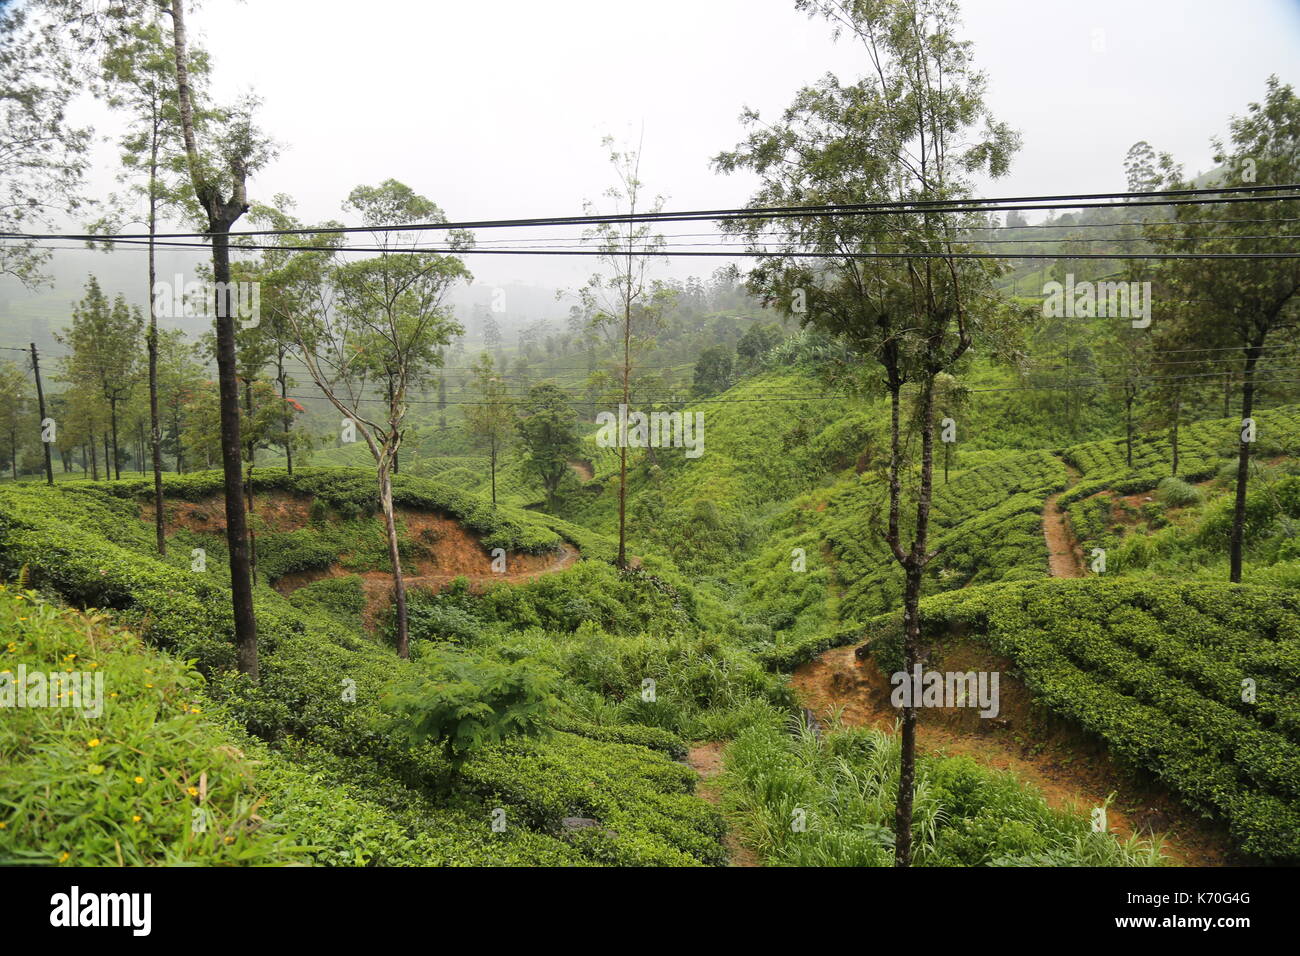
[1,0,1297,876]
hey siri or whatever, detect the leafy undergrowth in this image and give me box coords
[722,714,1165,866]
[0,478,733,865]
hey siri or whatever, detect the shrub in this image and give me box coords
[381,647,559,773]
[1157,476,1201,508]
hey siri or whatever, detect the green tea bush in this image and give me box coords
[867,578,1300,861]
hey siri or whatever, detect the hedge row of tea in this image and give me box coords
[107,467,572,556]
[1058,404,1300,503]
[823,449,1068,622]
[873,578,1300,862]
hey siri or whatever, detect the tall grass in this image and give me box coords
[721,713,1166,867]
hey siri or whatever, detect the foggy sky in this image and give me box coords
[31,0,1300,305]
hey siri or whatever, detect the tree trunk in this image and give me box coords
[1125,393,1133,467]
[893,376,936,868]
[169,0,257,678]
[490,432,497,508]
[1170,392,1181,477]
[103,431,111,482]
[109,398,121,480]
[1230,348,1260,584]
[243,378,257,585]
[379,459,410,657]
[616,295,631,569]
[213,226,258,677]
[278,362,293,476]
[438,371,446,428]
[88,432,98,481]
[148,183,166,554]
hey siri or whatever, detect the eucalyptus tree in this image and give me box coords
[98,13,210,552]
[580,137,667,567]
[465,352,514,509]
[1144,77,1300,582]
[714,0,1019,865]
[58,276,143,481]
[276,182,472,659]
[161,0,276,677]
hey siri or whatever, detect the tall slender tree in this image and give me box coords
[580,136,666,567]
[162,0,274,677]
[715,0,1019,865]
[99,14,208,552]
[465,353,514,509]
[58,276,143,481]
[1146,77,1300,581]
[277,182,471,658]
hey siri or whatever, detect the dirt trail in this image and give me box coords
[141,492,580,627]
[686,741,760,867]
[792,645,1237,866]
[568,459,595,482]
[1043,461,1085,578]
[785,456,1239,866]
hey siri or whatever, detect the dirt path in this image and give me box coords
[685,741,760,867]
[569,459,595,482]
[792,645,1238,866]
[1043,461,1085,578]
[275,543,580,629]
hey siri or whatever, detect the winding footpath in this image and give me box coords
[785,456,1236,866]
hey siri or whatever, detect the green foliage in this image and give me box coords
[288,575,366,626]
[0,589,305,865]
[382,647,558,770]
[1157,475,1202,508]
[723,716,1163,867]
[872,578,1300,862]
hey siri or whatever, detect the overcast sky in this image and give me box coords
[52,0,1300,295]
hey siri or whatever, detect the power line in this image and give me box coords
[9,237,1299,260]
[4,183,1298,243]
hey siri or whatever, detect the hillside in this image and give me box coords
[7,352,1300,868]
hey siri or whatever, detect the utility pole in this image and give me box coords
[30,343,53,486]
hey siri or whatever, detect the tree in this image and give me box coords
[735,322,782,370]
[580,136,666,568]
[1100,312,1153,468]
[516,383,580,511]
[693,346,734,396]
[58,276,143,481]
[715,0,1018,865]
[156,328,204,473]
[279,181,471,659]
[464,353,514,509]
[1123,140,1160,194]
[98,12,207,553]
[0,360,31,481]
[0,1,91,285]
[1146,77,1300,582]
[162,0,275,677]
